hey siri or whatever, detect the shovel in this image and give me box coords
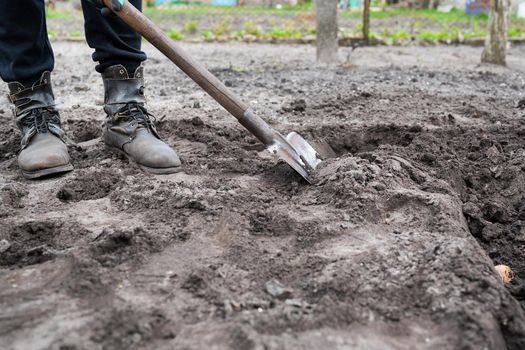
[102,0,321,183]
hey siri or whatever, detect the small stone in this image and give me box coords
[485,145,502,164]
[284,298,303,308]
[0,239,11,253]
[291,98,307,112]
[421,152,436,164]
[74,85,89,92]
[191,116,204,126]
[370,181,386,191]
[517,99,525,109]
[225,80,234,87]
[192,101,201,109]
[265,279,292,300]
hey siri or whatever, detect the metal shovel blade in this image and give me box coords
[267,131,322,183]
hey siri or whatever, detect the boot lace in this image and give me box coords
[20,107,61,133]
[115,103,156,130]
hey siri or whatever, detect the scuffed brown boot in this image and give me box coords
[102,65,181,174]
[8,72,73,179]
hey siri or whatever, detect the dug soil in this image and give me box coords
[2,42,525,349]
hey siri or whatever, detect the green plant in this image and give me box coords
[200,31,214,40]
[243,21,262,36]
[509,25,525,38]
[232,30,245,38]
[264,20,302,39]
[417,25,460,42]
[212,18,232,37]
[184,20,199,34]
[168,29,185,41]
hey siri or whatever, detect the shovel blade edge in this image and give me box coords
[267,132,322,184]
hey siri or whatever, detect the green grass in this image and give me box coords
[45,4,525,44]
[144,4,312,18]
[264,24,302,39]
[45,9,72,20]
[66,31,82,37]
[340,8,488,23]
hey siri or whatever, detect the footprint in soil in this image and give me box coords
[65,119,103,143]
[90,227,162,267]
[56,169,123,202]
[89,309,172,348]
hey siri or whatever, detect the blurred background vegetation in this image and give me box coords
[43,0,525,44]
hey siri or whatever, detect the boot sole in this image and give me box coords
[106,145,182,175]
[22,164,74,180]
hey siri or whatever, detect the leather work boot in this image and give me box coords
[102,65,181,174]
[8,72,73,179]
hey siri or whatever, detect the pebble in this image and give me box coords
[370,181,386,191]
[191,116,204,126]
[349,170,365,182]
[291,98,307,112]
[0,239,11,253]
[485,145,502,164]
[265,279,293,300]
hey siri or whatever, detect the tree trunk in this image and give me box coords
[363,0,371,44]
[481,0,510,66]
[315,0,338,63]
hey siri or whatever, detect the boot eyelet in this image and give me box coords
[119,69,125,75]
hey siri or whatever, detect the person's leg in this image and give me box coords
[0,0,54,85]
[0,1,72,179]
[81,0,146,73]
[81,0,181,174]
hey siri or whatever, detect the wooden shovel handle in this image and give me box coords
[103,0,249,119]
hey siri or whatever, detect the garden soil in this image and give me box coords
[2,42,525,349]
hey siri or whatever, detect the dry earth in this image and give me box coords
[2,42,525,349]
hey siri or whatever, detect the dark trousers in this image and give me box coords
[0,0,147,86]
